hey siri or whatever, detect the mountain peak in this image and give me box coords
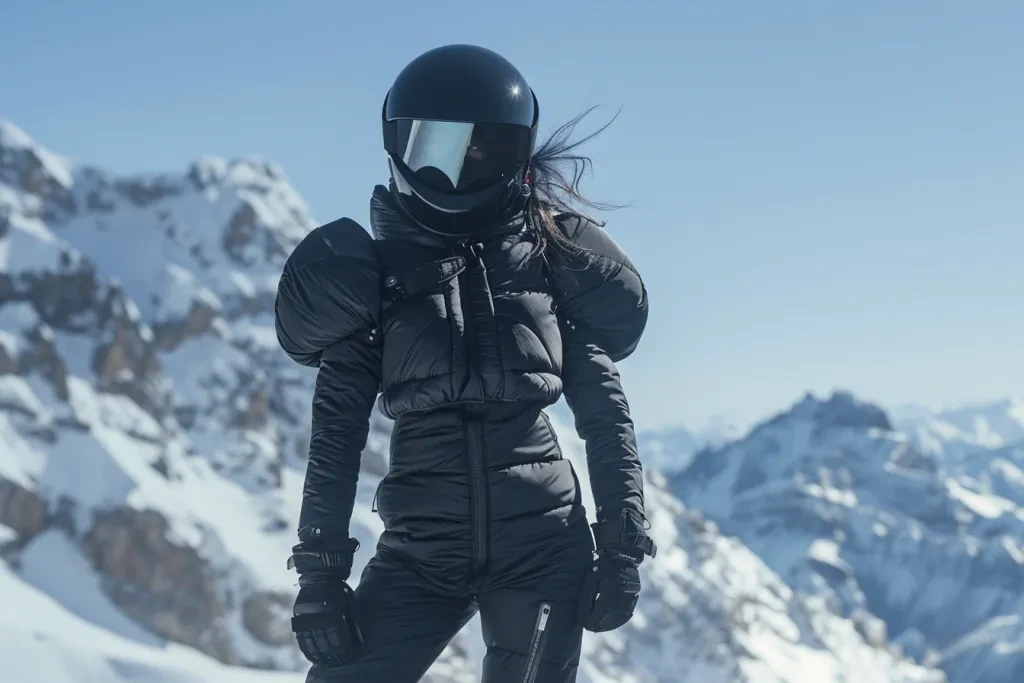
[776,390,893,432]
[0,118,35,149]
[0,119,75,203]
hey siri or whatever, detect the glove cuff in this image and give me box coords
[592,509,657,560]
[287,530,360,579]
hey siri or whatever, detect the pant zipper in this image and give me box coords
[521,602,552,683]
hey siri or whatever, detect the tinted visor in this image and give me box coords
[393,119,528,193]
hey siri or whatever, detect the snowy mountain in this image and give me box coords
[892,398,1024,462]
[0,118,944,682]
[672,391,1023,683]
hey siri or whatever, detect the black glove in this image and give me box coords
[577,511,657,633]
[288,530,362,667]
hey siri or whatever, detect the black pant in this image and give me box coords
[307,523,593,683]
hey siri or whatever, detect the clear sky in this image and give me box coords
[3,1,1022,429]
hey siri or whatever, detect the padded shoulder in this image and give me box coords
[275,217,382,367]
[550,214,649,362]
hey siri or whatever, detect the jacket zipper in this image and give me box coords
[521,602,552,683]
[456,240,490,587]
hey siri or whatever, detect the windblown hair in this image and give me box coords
[524,106,624,264]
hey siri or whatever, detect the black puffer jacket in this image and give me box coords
[275,186,648,590]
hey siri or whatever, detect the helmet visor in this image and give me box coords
[393,119,527,193]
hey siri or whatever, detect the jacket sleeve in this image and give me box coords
[561,335,645,526]
[551,214,648,526]
[301,341,382,543]
[274,217,383,544]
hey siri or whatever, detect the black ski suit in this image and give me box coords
[274,187,649,683]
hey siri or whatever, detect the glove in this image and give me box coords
[288,530,362,667]
[577,511,657,633]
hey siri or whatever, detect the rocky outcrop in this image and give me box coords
[114,175,183,207]
[222,201,260,266]
[242,591,293,647]
[82,507,235,664]
[21,324,69,401]
[0,139,76,216]
[0,477,48,540]
[228,384,270,431]
[0,341,16,375]
[91,289,164,417]
[19,264,99,331]
[151,299,219,351]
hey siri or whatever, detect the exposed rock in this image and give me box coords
[242,591,294,647]
[86,188,117,212]
[0,341,16,375]
[83,507,236,664]
[815,391,893,431]
[151,299,219,351]
[0,204,10,238]
[223,201,259,266]
[228,384,270,431]
[0,477,48,540]
[0,144,76,215]
[853,608,890,649]
[21,324,69,401]
[49,495,78,537]
[91,289,164,416]
[21,265,100,333]
[114,175,183,207]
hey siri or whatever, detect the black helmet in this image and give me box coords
[382,44,539,236]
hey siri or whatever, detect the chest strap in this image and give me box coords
[384,256,466,301]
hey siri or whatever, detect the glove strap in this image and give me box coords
[592,510,658,559]
[287,535,360,577]
[292,611,344,632]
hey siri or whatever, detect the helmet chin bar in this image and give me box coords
[387,156,526,238]
[388,156,517,215]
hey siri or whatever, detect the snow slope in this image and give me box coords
[1,117,943,682]
[0,558,303,683]
[673,391,1023,683]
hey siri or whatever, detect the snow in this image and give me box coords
[0,118,74,188]
[20,531,164,646]
[945,478,1014,519]
[1,210,67,274]
[0,301,40,332]
[0,407,48,488]
[0,558,302,683]
[0,374,46,416]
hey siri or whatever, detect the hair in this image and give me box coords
[523,106,624,264]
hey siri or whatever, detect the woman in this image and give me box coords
[274,44,656,683]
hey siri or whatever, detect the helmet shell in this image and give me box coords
[381,45,539,235]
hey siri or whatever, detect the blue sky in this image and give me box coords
[3,1,1022,429]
